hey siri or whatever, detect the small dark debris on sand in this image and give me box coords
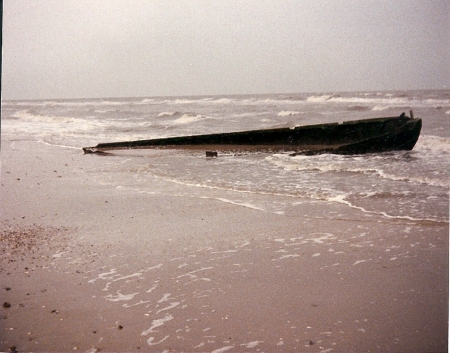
[0,223,71,271]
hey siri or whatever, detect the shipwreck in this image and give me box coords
[82,111,421,155]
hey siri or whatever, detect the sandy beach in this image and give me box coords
[1,139,448,352]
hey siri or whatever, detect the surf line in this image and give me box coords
[326,194,447,224]
[213,197,266,212]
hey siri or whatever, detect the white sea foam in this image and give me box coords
[306,95,334,103]
[5,109,122,148]
[279,254,300,260]
[146,335,170,346]
[171,98,198,104]
[176,267,213,279]
[141,314,174,335]
[145,264,163,272]
[267,152,448,188]
[4,100,102,107]
[353,259,372,266]
[326,194,447,223]
[123,300,153,308]
[215,198,266,212]
[243,341,262,348]
[94,109,116,113]
[157,293,172,303]
[12,109,76,123]
[157,302,181,314]
[372,105,390,111]
[158,111,178,117]
[209,97,234,104]
[104,290,139,302]
[306,93,450,108]
[278,110,300,116]
[307,233,336,244]
[173,114,203,124]
[211,250,237,254]
[88,269,118,283]
[146,285,158,293]
[101,100,130,106]
[416,135,450,155]
[112,272,143,282]
[211,346,235,353]
[140,98,155,104]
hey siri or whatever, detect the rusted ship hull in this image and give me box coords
[82,112,422,155]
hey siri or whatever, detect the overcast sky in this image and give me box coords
[2,0,449,100]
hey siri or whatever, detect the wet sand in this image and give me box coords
[1,140,448,352]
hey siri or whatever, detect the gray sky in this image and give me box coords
[2,0,449,100]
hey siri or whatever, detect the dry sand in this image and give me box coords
[1,140,448,352]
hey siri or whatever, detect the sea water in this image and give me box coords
[2,90,449,224]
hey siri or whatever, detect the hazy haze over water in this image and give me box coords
[2,0,449,100]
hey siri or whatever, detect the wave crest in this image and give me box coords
[278,110,300,116]
[172,114,204,125]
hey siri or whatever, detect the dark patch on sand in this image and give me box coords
[0,223,72,272]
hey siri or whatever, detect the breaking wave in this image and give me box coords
[278,110,301,116]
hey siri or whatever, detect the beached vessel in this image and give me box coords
[82,111,421,155]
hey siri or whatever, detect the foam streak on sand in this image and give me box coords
[157,293,173,303]
[176,267,213,279]
[353,259,372,266]
[156,302,181,314]
[112,272,142,282]
[141,314,174,335]
[308,233,336,244]
[278,254,300,260]
[211,346,235,353]
[122,299,153,308]
[215,198,266,212]
[88,269,118,283]
[326,194,447,224]
[104,290,138,302]
[243,341,262,348]
[147,335,170,346]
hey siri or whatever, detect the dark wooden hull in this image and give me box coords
[82,112,422,155]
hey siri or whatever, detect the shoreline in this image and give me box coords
[1,139,448,352]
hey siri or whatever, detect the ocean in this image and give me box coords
[2,90,449,224]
